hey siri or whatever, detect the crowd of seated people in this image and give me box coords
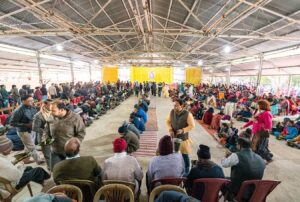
[170,82,300,157]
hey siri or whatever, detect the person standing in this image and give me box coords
[41,84,48,101]
[242,100,273,162]
[134,82,140,97]
[48,84,57,99]
[0,85,9,108]
[11,85,21,106]
[45,100,86,170]
[10,95,43,164]
[158,82,163,97]
[32,99,53,170]
[166,99,195,175]
[33,87,43,101]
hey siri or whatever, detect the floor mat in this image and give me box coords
[148,97,156,109]
[197,120,223,144]
[133,131,158,157]
[146,108,158,131]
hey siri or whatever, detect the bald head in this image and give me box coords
[64,138,81,158]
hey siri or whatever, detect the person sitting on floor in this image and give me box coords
[102,138,143,195]
[138,99,148,113]
[0,136,50,200]
[221,136,266,199]
[129,112,145,133]
[186,144,225,200]
[146,135,185,193]
[284,120,299,140]
[134,104,148,123]
[202,107,214,125]
[53,138,102,188]
[122,120,141,138]
[118,125,139,153]
[209,111,224,130]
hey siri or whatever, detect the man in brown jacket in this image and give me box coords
[45,100,86,170]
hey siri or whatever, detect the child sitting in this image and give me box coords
[217,122,230,144]
[225,124,239,152]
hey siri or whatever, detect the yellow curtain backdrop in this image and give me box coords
[130,67,173,83]
[102,67,118,83]
[186,67,202,84]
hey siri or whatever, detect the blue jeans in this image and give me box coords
[50,152,66,170]
[42,95,48,101]
[182,153,190,176]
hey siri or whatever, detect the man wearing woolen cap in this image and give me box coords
[102,138,143,195]
[146,135,185,193]
[186,144,225,200]
[0,136,50,200]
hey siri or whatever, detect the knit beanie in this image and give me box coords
[0,135,13,154]
[158,135,173,156]
[113,138,127,153]
[118,125,126,134]
[197,144,211,159]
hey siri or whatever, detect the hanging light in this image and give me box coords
[223,45,231,53]
[56,44,63,51]
[197,60,203,66]
[184,64,189,68]
[94,59,99,64]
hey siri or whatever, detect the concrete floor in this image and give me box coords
[13,96,300,202]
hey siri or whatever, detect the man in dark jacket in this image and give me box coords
[10,95,43,164]
[187,144,225,200]
[41,84,48,101]
[45,100,86,170]
[221,136,266,199]
[32,99,52,169]
[118,125,139,154]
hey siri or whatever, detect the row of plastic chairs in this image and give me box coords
[47,178,280,202]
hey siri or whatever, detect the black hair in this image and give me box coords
[12,85,16,88]
[52,100,67,110]
[176,99,185,106]
[238,137,251,148]
[21,94,32,101]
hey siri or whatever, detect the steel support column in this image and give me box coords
[36,51,43,84]
[70,61,75,83]
[89,64,92,82]
[226,65,231,87]
[256,54,263,90]
[287,75,292,96]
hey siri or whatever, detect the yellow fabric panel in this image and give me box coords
[102,67,118,83]
[186,67,202,84]
[130,67,173,83]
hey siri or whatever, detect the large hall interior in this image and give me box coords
[0,0,300,202]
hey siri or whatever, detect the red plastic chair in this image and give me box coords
[191,178,231,202]
[234,180,281,202]
[151,177,187,191]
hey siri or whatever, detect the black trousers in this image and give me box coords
[15,166,50,189]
